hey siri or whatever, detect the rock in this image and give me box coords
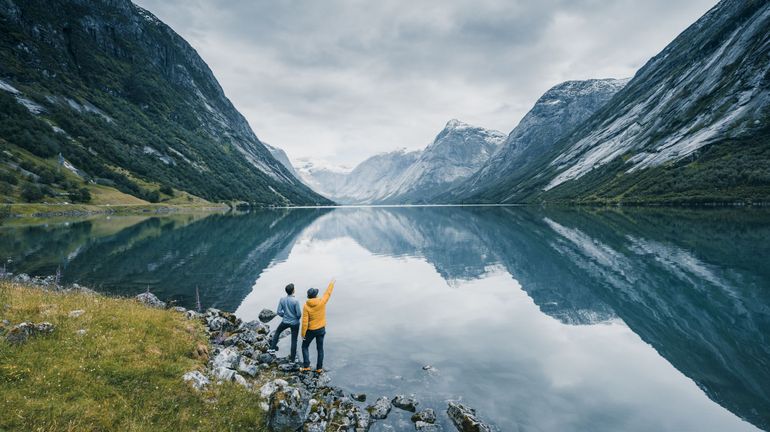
[185,310,202,320]
[182,370,210,390]
[212,347,240,369]
[212,366,236,382]
[172,306,187,313]
[422,365,439,375]
[267,385,310,432]
[412,409,437,424]
[76,329,87,336]
[206,315,231,332]
[367,396,392,420]
[351,392,367,402]
[238,358,259,377]
[5,322,55,344]
[278,362,299,372]
[416,421,441,431]
[393,394,419,412]
[260,378,289,399]
[241,319,270,334]
[258,308,277,323]
[135,292,166,308]
[446,402,492,432]
[353,406,372,431]
[257,352,276,365]
[68,309,85,318]
[233,373,250,388]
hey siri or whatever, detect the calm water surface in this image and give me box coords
[2,206,769,432]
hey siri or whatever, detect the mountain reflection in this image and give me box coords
[2,206,768,429]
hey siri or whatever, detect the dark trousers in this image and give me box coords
[270,321,299,360]
[302,327,326,370]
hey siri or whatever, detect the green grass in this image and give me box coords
[0,282,267,431]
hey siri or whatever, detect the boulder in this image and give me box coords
[257,352,276,365]
[367,396,392,420]
[206,315,232,332]
[412,408,437,424]
[351,392,367,402]
[5,322,55,344]
[393,394,419,412]
[416,421,441,431]
[182,370,210,390]
[185,310,202,320]
[259,308,277,323]
[135,292,166,308]
[241,319,270,334]
[446,402,492,432]
[212,366,236,382]
[234,373,250,388]
[353,406,372,431]
[238,358,259,377]
[68,309,85,318]
[267,385,310,432]
[172,306,187,313]
[212,347,240,369]
[260,378,289,399]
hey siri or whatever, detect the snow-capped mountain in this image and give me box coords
[381,120,506,204]
[447,79,628,201]
[294,160,351,199]
[464,0,770,204]
[333,149,421,204]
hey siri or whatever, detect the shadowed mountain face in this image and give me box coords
[3,207,768,429]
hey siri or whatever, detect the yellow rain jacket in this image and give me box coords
[301,281,335,337]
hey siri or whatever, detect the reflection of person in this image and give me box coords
[300,279,335,373]
[269,283,302,361]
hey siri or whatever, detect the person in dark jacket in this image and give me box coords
[269,283,302,361]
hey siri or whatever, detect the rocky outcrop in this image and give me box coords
[392,394,419,412]
[267,384,311,432]
[135,292,166,309]
[5,322,55,344]
[259,308,278,323]
[446,402,493,432]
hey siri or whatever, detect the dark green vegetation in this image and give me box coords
[457,0,770,205]
[0,282,267,431]
[0,0,329,206]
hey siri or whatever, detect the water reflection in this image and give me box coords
[1,207,768,431]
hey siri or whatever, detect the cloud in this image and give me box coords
[133,0,717,166]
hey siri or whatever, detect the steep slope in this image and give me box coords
[447,79,628,201]
[294,160,350,200]
[264,143,300,179]
[332,149,421,204]
[381,120,505,204]
[0,0,330,205]
[470,0,770,204]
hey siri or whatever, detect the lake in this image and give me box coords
[2,206,769,432]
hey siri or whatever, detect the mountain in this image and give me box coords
[464,0,770,204]
[446,79,628,201]
[0,0,330,206]
[331,149,421,204]
[264,143,300,179]
[294,160,350,199]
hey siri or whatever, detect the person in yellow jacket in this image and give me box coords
[300,279,335,373]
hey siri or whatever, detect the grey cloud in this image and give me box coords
[134,0,717,166]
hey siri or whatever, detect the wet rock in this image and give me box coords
[182,370,210,390]
[135,292,166,308]
[259,308,277,323]
[393,394,419,412]
[267,385,310,432]
[351,392,367,402]
[68,309,85,318]
[238,358,259,377]
[416,421,441,431]
[422,365,439,375]
[446,402,492,432]
[212,347,240,369]
[412,408,437,424]
[5,322,55,344]
[353,406,372,431]
[367,396,392,420]
[212,366,236,382]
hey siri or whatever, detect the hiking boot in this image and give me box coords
[299,367,311,372]
[315,369,324,374]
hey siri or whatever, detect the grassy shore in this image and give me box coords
[0,281,266,432]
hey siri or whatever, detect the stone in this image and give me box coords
[257,352,276,365]
[367,396,392,420]
[267,385,310,432]
[206,316,231,332]
[278,362,299,372]
[446,402,492,432]
[233,373,250,388]
[68,309,85,318]
[258,308,277,323]
[353,406,372,431]
[76,329,87,336]
[135,292,166,308]
[238,358,259,377]
[212,347,240,369]
[260,378,289,399]
[416,421,441,431]
[172,306,187,313]
[422,365,439,375]
[412,408,437,424]
[393,394,419,412]
[212,366,236,382]
[351,392,367,402]
[185,310,202,320]
[5,322,55,344]
[182,370,210,390]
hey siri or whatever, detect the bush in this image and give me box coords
[21,183,44,202]
[159,184,174,196]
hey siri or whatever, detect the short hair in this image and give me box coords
[307,288,319,298]
[285,283,295,295]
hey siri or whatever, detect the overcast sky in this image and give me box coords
[134,0,717,168]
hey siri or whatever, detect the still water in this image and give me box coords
[2,206,769,432]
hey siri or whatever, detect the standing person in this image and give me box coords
[269,283,302,362]
[301,279,335,373]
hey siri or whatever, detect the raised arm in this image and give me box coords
[321,280,335,305]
